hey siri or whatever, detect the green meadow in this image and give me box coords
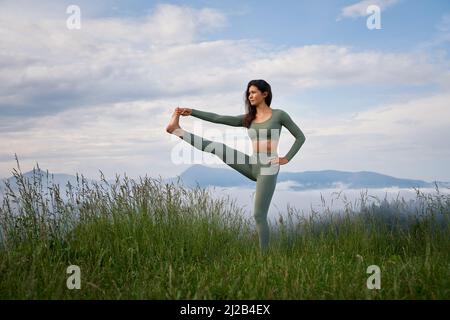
[1,159,449,299]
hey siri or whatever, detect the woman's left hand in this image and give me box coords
[270,157,289,165]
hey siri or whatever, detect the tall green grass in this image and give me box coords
[0,156,449,299]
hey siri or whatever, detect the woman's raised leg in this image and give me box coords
[166,109,256,181]
[180,130,256,182]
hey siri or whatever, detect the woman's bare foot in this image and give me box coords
[166,110,184,137]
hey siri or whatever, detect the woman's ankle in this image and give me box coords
[172,127,185,138]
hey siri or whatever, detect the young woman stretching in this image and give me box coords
[166,79,306,252]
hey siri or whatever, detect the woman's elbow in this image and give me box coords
[298,133,306,143]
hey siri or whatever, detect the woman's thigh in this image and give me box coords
[253,172,279,218]
[223,146,257,181]
[253,157,280,217]
[182,130,257,181]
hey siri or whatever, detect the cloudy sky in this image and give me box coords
[1,0,449,182]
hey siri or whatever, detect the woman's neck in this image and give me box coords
[255,104,271,115]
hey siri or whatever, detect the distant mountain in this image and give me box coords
[0,169,111,197]
[165,164,252,188]
[1,166,448,198]
[1,169,91,188]
[164,164,449,191]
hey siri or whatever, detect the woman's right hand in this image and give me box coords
[175,107,192,116]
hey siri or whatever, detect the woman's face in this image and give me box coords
[248,85,267,106]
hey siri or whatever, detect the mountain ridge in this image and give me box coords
[1,165,448,194]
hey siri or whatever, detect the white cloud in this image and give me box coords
[414,13,450,60]
[246,45,444,91]
[437,13,450,32]
[1,1,446,123]
[276,180,308,191]
[296,92,450,181]
[0,2,234,119]
[337,0,400,21]
[1,2,449,182]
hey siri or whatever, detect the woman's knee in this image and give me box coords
[253,211,268,224]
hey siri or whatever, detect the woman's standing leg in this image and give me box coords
[253,157,279,252]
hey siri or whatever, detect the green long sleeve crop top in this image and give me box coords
[190,108,306,162]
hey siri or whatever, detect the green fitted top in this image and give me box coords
[190,108,306,162]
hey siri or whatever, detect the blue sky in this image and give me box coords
[0,0,449,182]
[78,0,450,51]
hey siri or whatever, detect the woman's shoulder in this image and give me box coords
[272,108,288,117]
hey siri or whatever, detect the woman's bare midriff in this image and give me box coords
[253,139,279,154]
[252,111,276,153]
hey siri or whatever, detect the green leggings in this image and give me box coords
[179,129,280,252]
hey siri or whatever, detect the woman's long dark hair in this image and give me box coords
[243,79,272,128]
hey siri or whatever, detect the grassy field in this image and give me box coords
[1,159,449,299]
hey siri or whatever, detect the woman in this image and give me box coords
[166,79,306,252]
